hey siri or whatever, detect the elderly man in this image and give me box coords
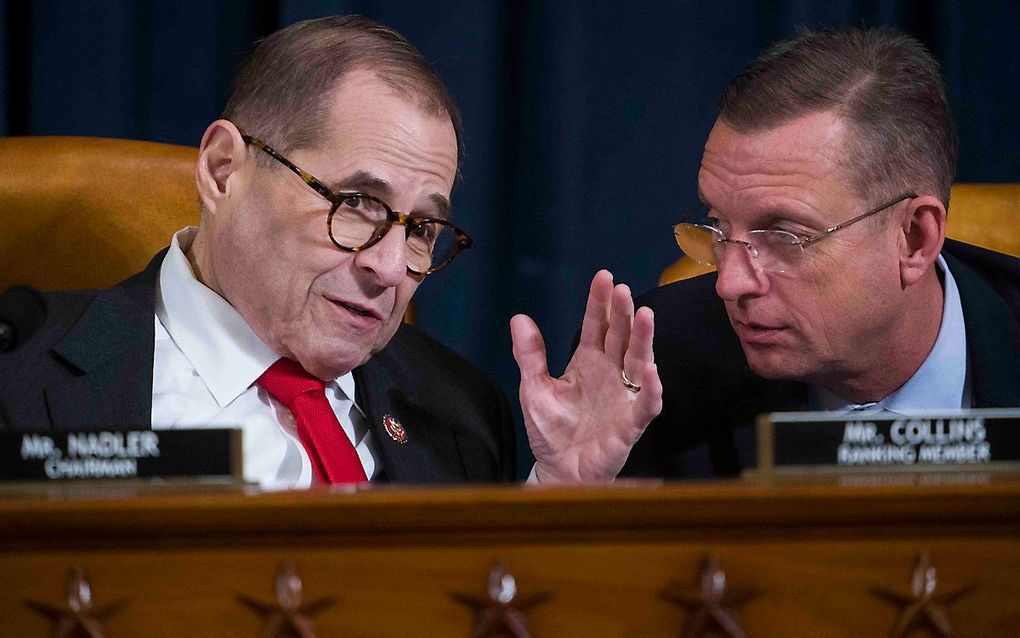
[624,27,1020,479]
[0,16,660,487]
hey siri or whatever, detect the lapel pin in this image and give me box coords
[382,414,408,444]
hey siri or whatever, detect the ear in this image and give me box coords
[898,194,947,287]
[195,119,250,216]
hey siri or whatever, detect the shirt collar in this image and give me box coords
[156,228,357,407]
[812,254,969,413]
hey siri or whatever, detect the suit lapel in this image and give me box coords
[354,348,467,483]
[722,369,807,471]
[45,252,165,431]
[946,252,1020,407]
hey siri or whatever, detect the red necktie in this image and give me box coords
[256,358,368,485]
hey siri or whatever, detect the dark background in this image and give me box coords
[3,1,1018,474]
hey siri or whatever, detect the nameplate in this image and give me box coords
[755,409,1020,475]
[0,429,242,482]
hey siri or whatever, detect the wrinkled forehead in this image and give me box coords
[304,71,459,201]
[705,113,851,169]
[324,70,456,148]
[699,114,862,211]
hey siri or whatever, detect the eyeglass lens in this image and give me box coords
[674,224,804,273]
[331,196,457,273]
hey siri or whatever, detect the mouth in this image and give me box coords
[732,319,788,345]
[326,297,383,322]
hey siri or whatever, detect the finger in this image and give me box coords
[577,270,614,349]
[510,314,550,381]
[604,283,635,364]
[623,306,655,377]
[636,361,664,422]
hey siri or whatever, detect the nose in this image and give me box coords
[714,240,769,301]
[354,225,407,287]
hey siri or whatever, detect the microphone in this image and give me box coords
[0,286,47,352]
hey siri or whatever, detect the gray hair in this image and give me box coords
[222,15,463,163]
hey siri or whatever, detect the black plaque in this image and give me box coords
[755,409,1020,475]
[0,429,242,482]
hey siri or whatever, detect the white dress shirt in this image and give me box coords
[811,254,970,413]
[151,228,379,489]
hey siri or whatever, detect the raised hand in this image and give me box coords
[510,270,662,483]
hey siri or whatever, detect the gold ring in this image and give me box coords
[620,369,641,393]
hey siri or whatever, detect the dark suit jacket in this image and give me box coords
[0,251,516,484]
[623,240,1020,480]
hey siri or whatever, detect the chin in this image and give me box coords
[304,358,361,381]
[291,343,369,380]
[743,349,811,382]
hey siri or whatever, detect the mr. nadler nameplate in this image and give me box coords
[0,429,242,482]
[756,409,1020,474]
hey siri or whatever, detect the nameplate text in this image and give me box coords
[0,429,242,482]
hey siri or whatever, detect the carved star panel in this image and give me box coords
[451,560,550,638]
[872,552,975,638]
[24,566,126,638]
[661,555,757,638]
[237,561,336,638]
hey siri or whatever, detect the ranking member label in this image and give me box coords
[756,409,1020,474]
[0,429,242,482]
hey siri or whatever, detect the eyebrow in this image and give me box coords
[327,170,451,220]
[695,188,819,228]
[328,170,391,195]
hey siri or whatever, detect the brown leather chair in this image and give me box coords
[659,183,1020,285]
[0,136,199,291]
[944,183,1020,257]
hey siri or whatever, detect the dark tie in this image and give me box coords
[256,358,368,485]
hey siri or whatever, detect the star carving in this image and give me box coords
[24,566,126,638]
[661,555,757,638]
[237,561,336,638]
[450,560,550,638]
[872,552,974,638]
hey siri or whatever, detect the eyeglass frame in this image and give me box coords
[241,134,473,279]
[673,192,918,272]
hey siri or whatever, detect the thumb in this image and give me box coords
[510,314,550,381]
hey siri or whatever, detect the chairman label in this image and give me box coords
[0,429,241,482]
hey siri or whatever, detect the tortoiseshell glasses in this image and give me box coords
[243,135,472,278]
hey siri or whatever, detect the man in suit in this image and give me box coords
[624,27,1020,479]
[0,16,661,487]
